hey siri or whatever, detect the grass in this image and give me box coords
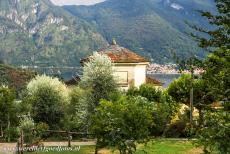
[24,139,202,154]
[136,139,200,154]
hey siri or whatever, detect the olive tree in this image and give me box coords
[80,52,118,113]
[27,75,69,129]
[63,87,88,132]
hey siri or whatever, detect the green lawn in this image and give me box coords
[136,140,200,154]
[24,139,202,154]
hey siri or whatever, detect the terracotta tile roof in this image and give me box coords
[146,75,163,86]
[81,44,149,64]
[98,45,149,63]
[65,76,80,86]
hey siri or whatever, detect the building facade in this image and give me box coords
[81,40,151,90]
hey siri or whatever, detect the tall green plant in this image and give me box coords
[80,52,118,112]
[91,95,153,154]
[0,86,16,142]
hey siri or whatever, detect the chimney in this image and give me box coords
[112,38,117,45]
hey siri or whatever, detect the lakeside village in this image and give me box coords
[147,63,203,74]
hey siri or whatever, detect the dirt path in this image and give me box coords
[186,147,203,154]
[42,141,96,146]
[0,141,96,154]
[0,143,17,154]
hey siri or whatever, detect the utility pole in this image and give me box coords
[190,67,194,127]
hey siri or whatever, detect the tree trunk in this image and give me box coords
[7,114,10,142]
[198,108,203,127]
[0,124,3,137]
[94,139,98,154]
[67,131,71,147]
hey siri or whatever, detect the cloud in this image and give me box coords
[50,0,106,6]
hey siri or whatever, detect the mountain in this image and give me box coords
[64,0,216,63]
[0,0,107,67]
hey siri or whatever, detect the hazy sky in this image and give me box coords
[50,0,106,6]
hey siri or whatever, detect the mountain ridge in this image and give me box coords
[0,0,216,75]
[0,0,107,67]
[64,0,216,63]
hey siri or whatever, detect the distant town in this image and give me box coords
[147,63,204,74]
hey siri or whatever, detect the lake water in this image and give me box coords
[149,73,181,88]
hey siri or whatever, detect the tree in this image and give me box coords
[127,84,179,136]
[63,87,88,132]
[0,86,17,142]
[168,74,191,105]
[80,52,118,113]
[91,95,153,154]
[168,74,213,126]
[27,75,69,129]
[197,110,230,153]
[193,1,230,153]
[193,0,230,49]
[202,47,230,102]
[127,84,163,103]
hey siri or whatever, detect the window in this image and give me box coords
[114,71,128,86]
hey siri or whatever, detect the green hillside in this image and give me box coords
[0,0,216,71]
[64,0,216,63]
[0,0,107,67]
[0,64,35,92]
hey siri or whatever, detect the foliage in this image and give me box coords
[0,64,35,96]
[165,108,190,138]
[63,87,88,131]
[35,122,49,140]
[167,74,191,105]
[151,92,180,137]
[202,47,230,101]
[27,75,69,129]
[194,0,230,153]
[167,74,215,127]
[168,74,213,107]
[127,84,180,136]
[19,116,35,144]
[80,52,118,112]
[194,0,230,49]
[127,84,163,103]
[0,85,18,141]
[91,95,153,154]
[196,110,230,153]
[27,75,69,102]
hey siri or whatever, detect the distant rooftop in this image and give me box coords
[82,39,149,64]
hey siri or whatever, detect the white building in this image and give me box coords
[81,40,162,90]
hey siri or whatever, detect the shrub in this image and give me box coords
[91,95,153,154]
[127,84,163,103]
[165,108,190,138]
[19,116,35,144]
[127,84,180,137]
